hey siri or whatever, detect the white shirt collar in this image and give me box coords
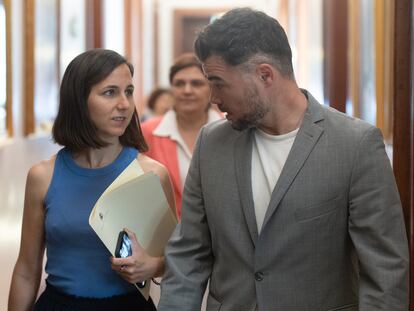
[153,109,222,139]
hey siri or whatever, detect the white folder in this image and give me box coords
[89,159,177,299]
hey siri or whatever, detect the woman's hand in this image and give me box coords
[110,228,164,284]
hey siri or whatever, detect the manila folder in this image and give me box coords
[89,166,177,299]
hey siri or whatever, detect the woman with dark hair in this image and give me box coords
[141,53,222,219]
[8,49,175,310]
[141,88,174,122]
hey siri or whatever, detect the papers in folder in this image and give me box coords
[89,159,177,299]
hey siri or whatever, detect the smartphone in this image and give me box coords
[115,231,146,288]
[115,231,132,258]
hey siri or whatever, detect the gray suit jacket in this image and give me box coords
[158,92,409,311]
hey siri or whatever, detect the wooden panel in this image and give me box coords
[347,0,360,117]
[375,0,385,133]
[128,0,144,115]
[375,0,394,142]
[86,0,102,49]
[124,0,132,59]
[23,0,35,135]
[382,0,395,143]
[5,0,12,136]
[392,0,414,309]
[322,0,348,112]
[173,8,228,59]
[181,16,210,54]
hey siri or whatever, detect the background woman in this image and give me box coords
[8,49,175,311]
[141,88,174,122]
[141,53,221,219]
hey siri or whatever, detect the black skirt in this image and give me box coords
[33,283,157,311]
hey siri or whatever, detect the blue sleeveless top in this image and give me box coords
[44,147,138,297]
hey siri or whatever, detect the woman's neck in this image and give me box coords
[73,142,123,169]
[176,110,209,132]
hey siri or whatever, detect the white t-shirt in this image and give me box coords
[252,127,298,232]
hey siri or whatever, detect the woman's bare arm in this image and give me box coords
[8,158,55,311]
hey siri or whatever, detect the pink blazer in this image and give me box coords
[141,117,183,218]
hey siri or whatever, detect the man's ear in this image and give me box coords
[256,63,275,84]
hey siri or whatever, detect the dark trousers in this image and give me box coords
[33,283,157,311]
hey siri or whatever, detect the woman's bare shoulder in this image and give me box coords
[27,155,56,192]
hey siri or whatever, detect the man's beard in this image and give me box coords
[230,86,268,131]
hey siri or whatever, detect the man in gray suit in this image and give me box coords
[158,8,409,311]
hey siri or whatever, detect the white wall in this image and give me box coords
[103,0,125,55]
[142,0,155,96]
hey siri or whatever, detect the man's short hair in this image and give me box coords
[194,7,294,78]
[53,49,148,152]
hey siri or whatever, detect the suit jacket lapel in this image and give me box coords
[234,128,259,246]
[262,95,325,229]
